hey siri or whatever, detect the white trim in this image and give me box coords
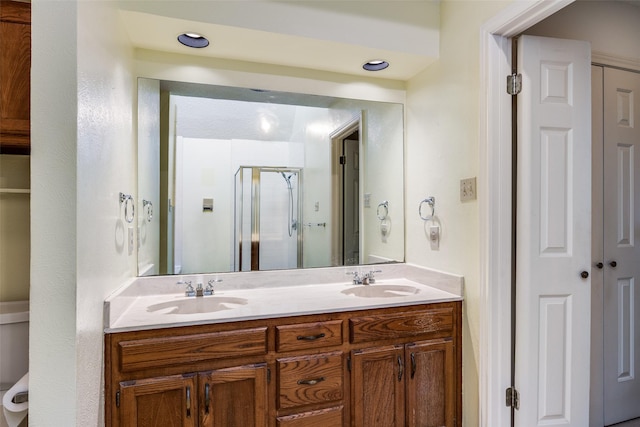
[592,51,640,73]
[478,1,575,426]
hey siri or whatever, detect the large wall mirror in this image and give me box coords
[137,78,405,276]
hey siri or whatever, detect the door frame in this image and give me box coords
[478,1,576,426]
[330,117,361,266]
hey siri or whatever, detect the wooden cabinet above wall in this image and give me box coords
[0,0,31,155]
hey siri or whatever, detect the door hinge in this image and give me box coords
[115,391,121,408]
[506,387,520,410]
[339,155,346,165]
[507,73,522,95]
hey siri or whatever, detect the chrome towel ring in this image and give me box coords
[419,197,435,221]
[119,192,135,224]
[377,201,389,220]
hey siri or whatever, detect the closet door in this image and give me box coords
[603,67,640,425]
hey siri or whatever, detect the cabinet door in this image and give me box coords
[351,345,405,427]
[199,363,268,427]
[405,339,455,427]
[0,0,31,153]
[119,374,197,427]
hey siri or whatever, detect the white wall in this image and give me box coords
[137,78,160,276]
[405,1,515,426]
[31,1,136,425]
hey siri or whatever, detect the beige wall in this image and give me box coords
[406,1,515,425]
[0,155,30,302]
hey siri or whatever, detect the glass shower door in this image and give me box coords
[234,167,301,271]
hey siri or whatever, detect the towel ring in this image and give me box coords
[119,192,135,224]
[377,201,389,220]
[143,200,153,222]
[419,197,435,221]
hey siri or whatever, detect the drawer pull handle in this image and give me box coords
[204,383,210,414]
[411,353,417,379]
[297,377,326,386]
[297,333,325,341]
[186,386,191,418]
[398,356,404,381]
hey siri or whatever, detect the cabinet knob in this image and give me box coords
[595,262,604,269]
[580,271,589,279]
[610,261,617,268]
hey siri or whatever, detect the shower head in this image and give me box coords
[280,171,293,189]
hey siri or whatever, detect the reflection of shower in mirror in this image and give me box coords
[280,171,298,237]
[234,167,302,272]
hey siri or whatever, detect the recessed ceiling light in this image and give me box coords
[363,60,389,72]
[177,32,209,48]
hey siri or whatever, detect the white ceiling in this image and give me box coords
[118,1,441,81]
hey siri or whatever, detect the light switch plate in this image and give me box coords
[460,177,477,202]
[429,225,440,250]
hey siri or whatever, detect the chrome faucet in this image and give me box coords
[347,270,382,285]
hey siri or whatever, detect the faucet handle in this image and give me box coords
[204,279,221,296]
[177,280,195,297]
[346,271,363,285]
[367,269,382,283]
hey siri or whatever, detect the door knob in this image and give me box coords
[595,262,604,269]
[610,261,617,268]
[580,271,589,279]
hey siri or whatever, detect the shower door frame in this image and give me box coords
[235,166,303,271]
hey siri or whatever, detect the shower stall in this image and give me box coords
[234,167,302,271]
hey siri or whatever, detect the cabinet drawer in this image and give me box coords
[276,405,343,427]
[277,351,343,409]
[118,327,267,372]
[276,320,343,352]
[349,307,453,344]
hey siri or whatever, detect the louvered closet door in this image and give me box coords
[603,67,640,426]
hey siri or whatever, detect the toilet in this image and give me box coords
[0,301,29,427]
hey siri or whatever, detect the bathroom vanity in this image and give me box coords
[104,265,463,427]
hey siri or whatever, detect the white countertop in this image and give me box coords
[104,264,463,333]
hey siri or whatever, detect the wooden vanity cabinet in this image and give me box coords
[0,0,31,154]
[350,307,458,427]
[105,301,461,427]
[119,373,198,427]
[199,364,269,427]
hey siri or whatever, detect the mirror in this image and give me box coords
[137,78,405,276]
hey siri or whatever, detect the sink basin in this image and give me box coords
[341,284,420,298]
[146,296,249,315]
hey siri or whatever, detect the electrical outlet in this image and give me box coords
[460,177,477,202]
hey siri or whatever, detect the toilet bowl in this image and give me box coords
[0,301,29,427]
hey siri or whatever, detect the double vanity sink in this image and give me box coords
[104,264,463,332]
[104,264,464,426]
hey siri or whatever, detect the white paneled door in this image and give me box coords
[602,67,640,426]
[515,35,592,427]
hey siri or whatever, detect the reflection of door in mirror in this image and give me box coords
[342,131,360,266]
